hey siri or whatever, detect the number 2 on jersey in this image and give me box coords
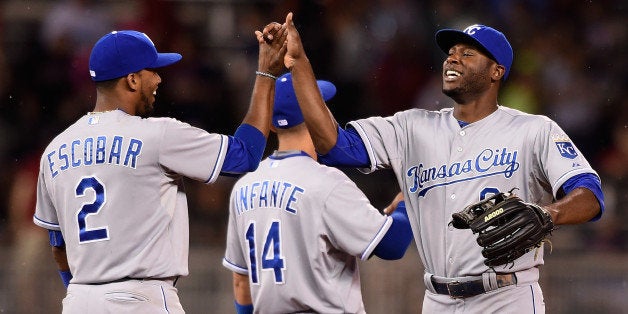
[246,220,285,284]
[76,176,109,243]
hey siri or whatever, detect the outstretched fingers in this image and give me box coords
[284,12,304,69]
[255,30,265,45]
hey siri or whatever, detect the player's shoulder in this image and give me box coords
[234,156,349,188]
[144,116,188,126]
[388,107,453,123]
[396,107,451,117]
[142,116,206,136]
[498,106,555,126]
[42,116,87,150]
[314,159,351,179]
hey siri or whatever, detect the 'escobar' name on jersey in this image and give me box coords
[46,135,143,178]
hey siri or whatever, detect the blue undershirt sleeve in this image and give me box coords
[318,125,370,167]
[49,230,65,247]
[373,201,413,260]
[560,173,604,221]
[221,124,266,175]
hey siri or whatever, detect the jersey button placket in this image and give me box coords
[445,125,469,272]
[457,129,465,152]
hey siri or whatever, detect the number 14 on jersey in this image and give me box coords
[246,220,286,284]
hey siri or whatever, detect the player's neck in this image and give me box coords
[93,83,141,115]
[453,101,498,123]
[277,137,317,160]
[276,125,317,160]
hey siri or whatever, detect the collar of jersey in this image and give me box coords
[269,150,310,160]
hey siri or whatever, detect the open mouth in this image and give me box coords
[445,70,461,79]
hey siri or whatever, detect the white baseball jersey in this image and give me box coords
[223,151,392,314]
[34,110,228,284]
[348,106,598,277]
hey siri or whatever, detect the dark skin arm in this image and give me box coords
[281,12,339,154]
[233,272,252,306]
[227,23,285,309]
[52,245,70,272]
[545,187,600,225]
[241,21,289,138]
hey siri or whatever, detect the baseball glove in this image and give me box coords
[450,189,555,267]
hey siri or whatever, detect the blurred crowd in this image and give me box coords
[0,0,626,263]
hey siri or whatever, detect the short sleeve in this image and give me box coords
[223,190,249,275]
[33,157,60,230]
[159,119,228,183]
[348,113,407,174]
[535,119,599,196]
[321,176,392,260]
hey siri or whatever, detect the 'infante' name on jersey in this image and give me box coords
[233,180,305,215]
[46,135,143,178]
[407,147,520,196]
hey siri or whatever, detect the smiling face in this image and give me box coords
[135,69,162,117]
[441,43,498,103]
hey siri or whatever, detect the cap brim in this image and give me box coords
[274,79,337,107]
[435,29,496,61]
[150,53,182,69]
[318,80,337,102]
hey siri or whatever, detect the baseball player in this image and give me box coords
[222,73,412,314]
[280,13,604,313]
[32,24,286,313]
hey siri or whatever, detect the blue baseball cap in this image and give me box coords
[273,73,336,129]
[89,30,182,82]
[435,24,513,80]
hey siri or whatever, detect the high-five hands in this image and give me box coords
[256,20,288,76]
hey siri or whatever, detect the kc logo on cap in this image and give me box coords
[463,25,483,35]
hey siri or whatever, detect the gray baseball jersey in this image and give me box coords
[33,110,228,284]
[348,106,598,277]
[222,151,392,314]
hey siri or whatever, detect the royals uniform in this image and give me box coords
[346,105,599,309]
[223,151,393,314]
[33,110,227,311]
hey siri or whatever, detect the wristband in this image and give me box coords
[255,71,277,80]
[234,301,253,314]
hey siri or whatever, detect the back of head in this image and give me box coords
[273,73,336,130]
[89,30,182,82]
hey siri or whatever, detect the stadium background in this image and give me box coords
[0,0,625,313]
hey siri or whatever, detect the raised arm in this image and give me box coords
[282,12,339,154]
[241,22,288,135]
[221,22,288,174]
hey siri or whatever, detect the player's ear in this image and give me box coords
[125,73,139,91]
[492,64,505,81]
